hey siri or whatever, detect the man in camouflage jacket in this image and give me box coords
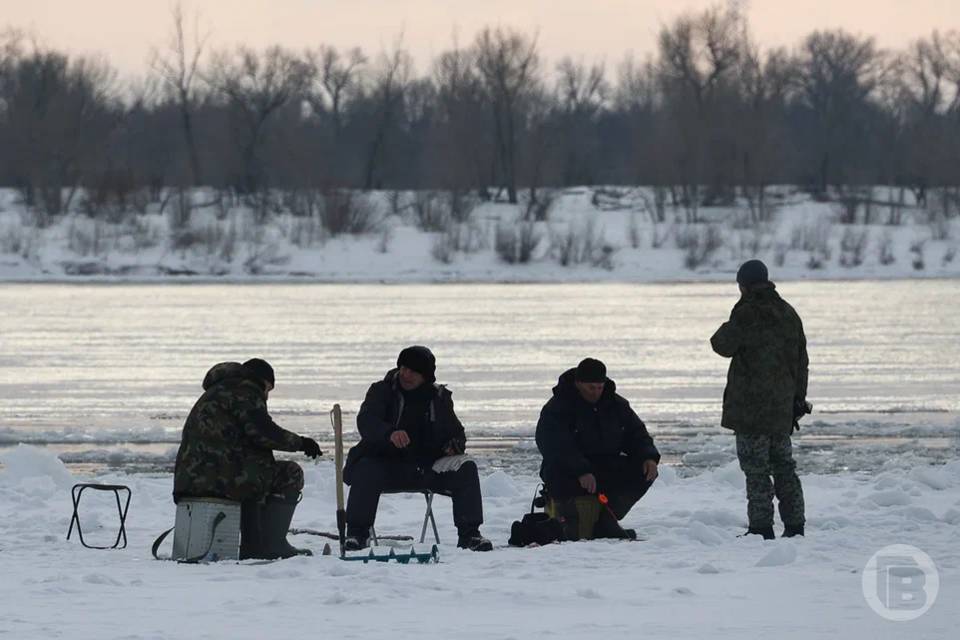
[711,260,809,539]
[173,358,321,558]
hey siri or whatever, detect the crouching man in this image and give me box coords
[535,358,660,541]
[343,346,492,552]
[173,358,322,559]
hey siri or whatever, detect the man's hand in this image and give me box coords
[301,437,322,459]
[643,459,659,482]
[442,438,466,457]
[389,430,411,448]
[578,473,597,494]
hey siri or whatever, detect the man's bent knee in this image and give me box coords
[272,461,304,495]
[347,457,390,488]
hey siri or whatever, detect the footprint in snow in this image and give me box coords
[82,573,123,586]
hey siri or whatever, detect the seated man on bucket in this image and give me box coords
[173,358,322,560]
[342,346,492,552]
[535,358,659,540]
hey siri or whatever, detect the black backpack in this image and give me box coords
[508,485,564,547]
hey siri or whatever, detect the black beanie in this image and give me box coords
[736,259,769,287]
[397,346,436,383]
[243,358,275,388]
[574,358,607,383]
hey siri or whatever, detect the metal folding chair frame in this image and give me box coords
[370,490,444,545]
[67,483,132,549]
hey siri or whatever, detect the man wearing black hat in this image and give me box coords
[342,346,492,551]
[535,358,660,540]
[174,358,323,559]
[711,260,808,540]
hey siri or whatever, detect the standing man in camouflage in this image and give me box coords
[711,260,809,540]
[174,358,322,559]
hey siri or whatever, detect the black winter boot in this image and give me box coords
[239,501,264,560]
[343,528,370,552]
[259,493,312,559]
[744,525,776,540]
[457,529,493,552]
[592,508,637,540]
[782,523,805,538]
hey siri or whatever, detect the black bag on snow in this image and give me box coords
[508,484,564,547]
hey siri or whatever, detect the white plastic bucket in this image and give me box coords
[171,498,241,562]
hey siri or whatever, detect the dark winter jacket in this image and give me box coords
[710,282,809,436]
[343,369,467,481]
[535,369,660,483]
[173,362,304,502]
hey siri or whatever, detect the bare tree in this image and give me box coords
[613,54,668,188]
[614,54,658,113]
[304,45,366,137]
[430,41,490,197]
[150,2,209,186]
[657,4,744,219]
[206,45,309,193]
[360,42,412,190]
[474,27,540,204]
[796,30,885,194]
[737,45,797,221]
[555,57,607,184]
[892,32,952,205]
[0,46,120,221]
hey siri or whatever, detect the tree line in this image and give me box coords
[0,3,958,222]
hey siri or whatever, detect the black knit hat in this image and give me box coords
[243,358,275,388]
[574,358,607,383]
[736,259,769,287]
[397,346,436,383]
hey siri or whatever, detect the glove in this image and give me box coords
[301,437,322,459]
[792,397,812,432]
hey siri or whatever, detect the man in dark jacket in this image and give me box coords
[535,358,660,540]
[343,346,492,551]
[174,358,322,559]
[711,260,808,540]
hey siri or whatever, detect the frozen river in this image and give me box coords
[0,280,958,475]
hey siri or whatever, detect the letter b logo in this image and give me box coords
[864,545,939,621]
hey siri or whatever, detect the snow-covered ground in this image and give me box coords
[1,444,956,639]
[0,186,957,282]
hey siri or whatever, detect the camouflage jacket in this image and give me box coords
[536,369,660,482]
[173,362,303,502]
[711,283,809,436]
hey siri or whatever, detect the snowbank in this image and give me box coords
[1,187,958,283]
[0,443,74,489]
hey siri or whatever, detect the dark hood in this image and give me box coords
[737,281,781,309]
[552,368,617,403]
[744,281,777,297]
[202,362,263,391]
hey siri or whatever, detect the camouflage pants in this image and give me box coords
[268,460,305,498]
[736,433,805,528]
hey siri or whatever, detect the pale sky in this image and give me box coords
[3,0,959,78]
